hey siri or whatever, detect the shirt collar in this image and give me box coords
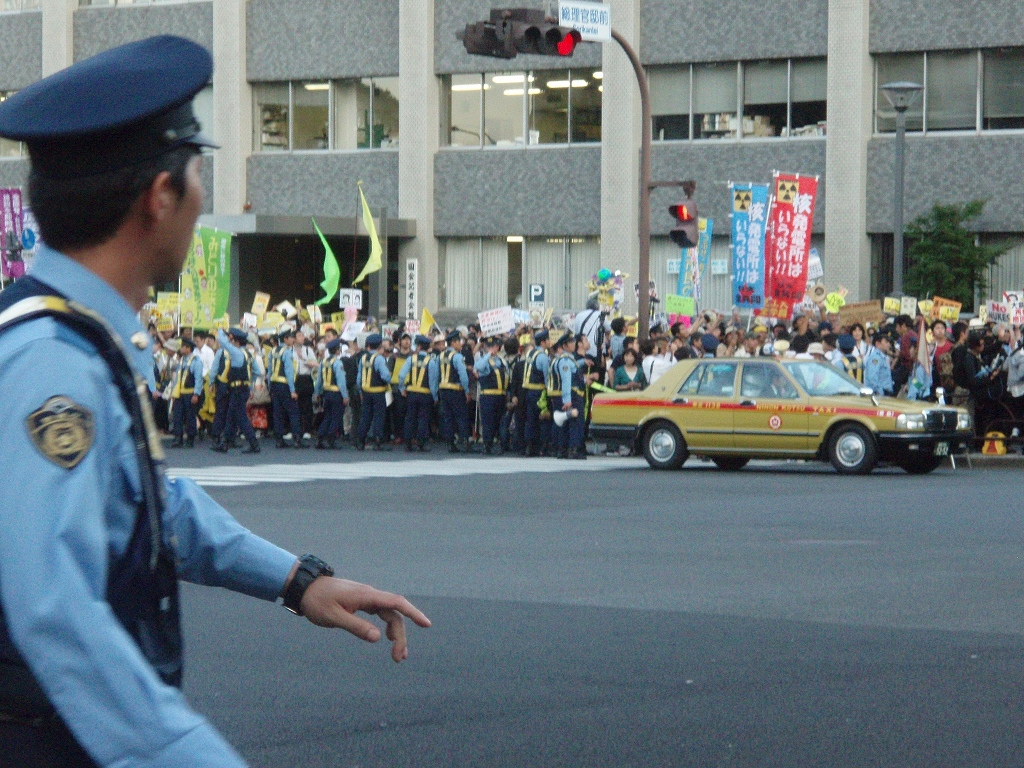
[29,244,154,378]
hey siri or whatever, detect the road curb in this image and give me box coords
[951,454,1024,469]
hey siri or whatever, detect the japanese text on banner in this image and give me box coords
[764,174,818,320]
[729,183,768,309]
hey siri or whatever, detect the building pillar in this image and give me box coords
[823,0,873,300]
[398,0,439,319]
[40,0,74,75]
[600,0,641,315]
[211,0,249,215]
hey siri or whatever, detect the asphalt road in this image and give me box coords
[170,447,1024,767]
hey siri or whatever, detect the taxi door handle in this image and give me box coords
[673,397,689,404]
[740,399,756,407]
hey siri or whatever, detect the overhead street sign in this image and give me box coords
[558,0,611,42]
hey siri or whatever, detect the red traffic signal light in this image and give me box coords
[669,199,699,249]
[460,9,584,59]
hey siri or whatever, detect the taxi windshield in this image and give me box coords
[781,361,864,397]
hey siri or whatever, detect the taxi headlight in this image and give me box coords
[958,412,972,431]
[896,413,925,430]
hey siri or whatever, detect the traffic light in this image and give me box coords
[459,8,583,59]
[669,199,699,249]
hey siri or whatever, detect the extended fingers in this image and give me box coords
[377,608,408,662]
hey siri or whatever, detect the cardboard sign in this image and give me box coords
[331,312,345,327]
[156,314,176,333]
[986,300,1010,325]
[664,294,696,316]
[901,296,918,317]
[807,249,824,281]
[338,288,363,309]
[883,297,902,315]
[251,291,271,316]
[404,319,420,335]
[1012,304,1024,325]
[918,299,933,316]
[241,312,258,330]
[156,292,179,314]
[930,296,961,322]
[1003,291,1022,305]
[211,314,230,330]
[839,300,886,328]
[263,311,285,329]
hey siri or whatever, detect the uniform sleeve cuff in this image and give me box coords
[117,722,247,768]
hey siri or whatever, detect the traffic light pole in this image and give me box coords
[610,30,653,340]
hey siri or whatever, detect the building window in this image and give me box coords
[926,51,976,131]
[78,0,203,5]
[651,58,826,141]
[2,0,38,11]
[984,49,1024,129]
[252,79,399,153]
[875,48,1024,134]
[0,92,23,157]
[443,69,602,148]
[694,62,738,139]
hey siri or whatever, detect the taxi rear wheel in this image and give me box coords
[827,423,877,475]
[642,421,688,470]
[712,457,749,471]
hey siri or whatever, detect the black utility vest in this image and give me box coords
[0,277,182,720]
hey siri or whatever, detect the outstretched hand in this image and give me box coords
[300,577,431,662]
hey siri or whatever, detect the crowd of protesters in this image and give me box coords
[148,297,1024,457]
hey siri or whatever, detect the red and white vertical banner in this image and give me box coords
[762,173,818,320]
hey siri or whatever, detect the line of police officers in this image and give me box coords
[164,323,598,459]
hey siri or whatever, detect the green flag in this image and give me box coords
[313,218,340,306]
[352,181,383,286]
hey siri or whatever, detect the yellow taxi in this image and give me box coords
[590,357,973,474]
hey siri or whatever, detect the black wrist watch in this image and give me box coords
[283,554,334,615]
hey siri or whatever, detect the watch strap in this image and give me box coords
[283,554,334,615]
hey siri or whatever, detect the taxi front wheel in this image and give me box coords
[642,421,688,470]
[827,423,877,475]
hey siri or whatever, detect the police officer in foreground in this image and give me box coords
[0,36,429,768]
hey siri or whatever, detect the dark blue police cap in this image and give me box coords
[365,333,383,348]
[555,332,573,348]
[326,338,342,353]
[534,329,549,343]
[228,327,248,342]
[0,35,216,180]
[415,334,431,347]
[446,330,462,344]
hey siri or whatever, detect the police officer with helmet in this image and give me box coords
[0,36,429,767]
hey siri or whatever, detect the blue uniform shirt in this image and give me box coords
[863,345,894,395]
[314,356,349,400]
[0,246,297,767]
[176,352,204,397]
[270,344,296,393]
[217,329,261,385]
[555,354,580,406]
[208,347,224,387]
[444,348,470,390]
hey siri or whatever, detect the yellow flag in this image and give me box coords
[352,182,383,285]
[421,307,437,333]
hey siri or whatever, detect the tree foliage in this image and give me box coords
[904,200,1010,311]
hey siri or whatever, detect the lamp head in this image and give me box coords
[880,81,923,112]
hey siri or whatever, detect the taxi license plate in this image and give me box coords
[933,442,949,456]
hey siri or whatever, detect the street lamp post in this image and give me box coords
[880,81,922,296]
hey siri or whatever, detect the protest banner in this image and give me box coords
[839,300,886,328]
[156,292,179,314]
[1003,291,1022,305]
[918,299,933,316]
[211,315,230,330]
[180,226,231,329]
[263,311,285,328]
[1012,304,1024,325]
[930,296,961,322]
[730,183,769,309]
[251,291,271,316]
[156,314,175,333]
[664,294,697,316]
[330,312,345,327]
[900,296,918,317]
[478,306,516,336]
[883,297,902,315]
[764,174,819,320]
[512,309,532,327]
[404,319,421,335]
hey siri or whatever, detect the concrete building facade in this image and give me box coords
[0,0,1021,320]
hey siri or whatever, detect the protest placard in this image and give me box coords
[839,300,886,328]
[918,299,933,316]
[478,306,515,335]
[241,312,258,330]
[900,296,918,317]
[930,296,961,322]
[824,291,846,314]
[664,294,696,316]
[883,297,901,315]
[987,300,1011,325]
[251,291,271,316]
